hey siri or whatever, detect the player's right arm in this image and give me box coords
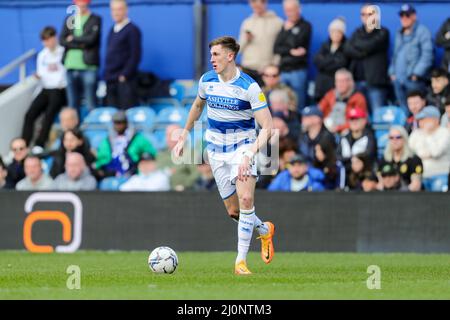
[173,95,206,157]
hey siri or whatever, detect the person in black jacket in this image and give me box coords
[105,0,142,109]
[49,128,96,179]
[60,0,101,114]
[436,17,450,72]
[337,107,377,176]
[313,17,348,102]
[4,138,29,189]
[274,0,312,113]
[426,67,450,115]
[343,4,390,115]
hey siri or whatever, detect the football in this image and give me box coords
[148,246,178,274]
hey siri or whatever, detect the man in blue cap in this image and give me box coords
[409,106,450,191]
[298,105,336,169]
[389,3,433,115]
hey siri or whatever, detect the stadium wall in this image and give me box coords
[0,1,449,85]
[0,191,449,253]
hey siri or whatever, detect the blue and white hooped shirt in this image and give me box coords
[198,68,268,155]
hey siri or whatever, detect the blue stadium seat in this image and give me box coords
[83,129,109,151]
[372,106,407,131]
[169,81,186,101]
[375,130,389,159]
[150,129,167,151]
[82,107,118,126]
[41,156,54,175]
[126,107,156,131]
[99,176,129,191]
[156,107,188,127]
[148,98,181,114]
[81,108,117,147]
[372,106,407,159]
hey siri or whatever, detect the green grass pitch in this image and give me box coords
[0,251,449,299]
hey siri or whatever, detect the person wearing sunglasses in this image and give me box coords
[261,64,298,113]
[388,4,433,116]
[379,125,422,191]
[343,4,390,115]
[4,138,29,189]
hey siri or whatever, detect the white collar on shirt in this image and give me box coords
[218,67,240,84]
[114,18,130,33]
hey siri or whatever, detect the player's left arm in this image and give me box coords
[250,107,273,156]
[248,84,273,157]
[238,88,273,181]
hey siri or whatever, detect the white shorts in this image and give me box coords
[207,144,258,200]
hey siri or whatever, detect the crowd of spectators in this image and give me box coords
[1,0,449,193]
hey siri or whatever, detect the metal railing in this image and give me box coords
[0,49,36,82]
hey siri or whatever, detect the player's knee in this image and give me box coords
[239,193,254,209]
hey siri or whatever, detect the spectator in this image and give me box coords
[345,153,373,190]
[298,106,335,164]
[405,90,427,133]
[426,68,449,115]
[274,0,312,112]
[54,152,97,190]
[95,111,156,178]
[338,107,377,174]
[313,135,340,190]
[319,68,368,134]
[343,4,390,113]
[268,89,300,137]
[156,124,199,191]
[120,152,170,191]
[313,17,348,102]
[105,0,142,109]
[436,17,450,71]
[272,116,291,140]
[22,26,66,151]
[256,136,297,189]
[193,153,217,191]
[50,128,96,178]
[441,97,450,128]
[409,106,450,191]
[238,0,283,85]
[268,154,325,191]
[0,157,7,189]
[379,163,409,191]
[48,107,80,150]
[261,64,298,112]
[361,171,378,192]
[389,4,433,115]
[16,155,54,191]
[60,0,101,113]
[5,138,29,189]
[379,125,423,191]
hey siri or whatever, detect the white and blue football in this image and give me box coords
[148,246,178,274]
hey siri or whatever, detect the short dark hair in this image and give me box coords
[430,67,449,79]
[40,26,57,40]
[209,36,240,59]
[406,89,426,100]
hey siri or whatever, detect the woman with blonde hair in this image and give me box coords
[379,125,423,191]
